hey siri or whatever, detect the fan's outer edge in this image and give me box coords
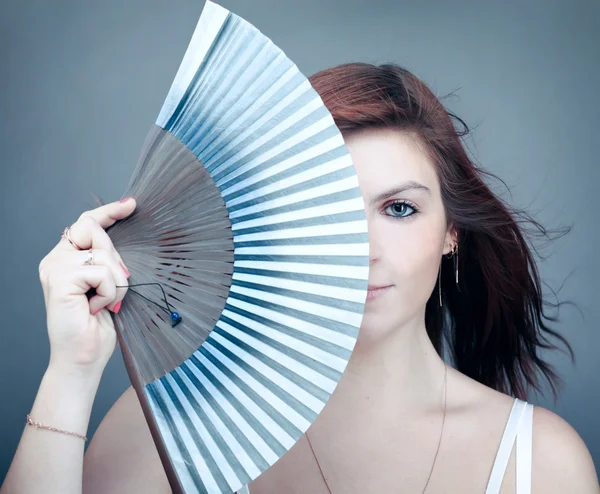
[156,0,229,128]
[116,327,187,494]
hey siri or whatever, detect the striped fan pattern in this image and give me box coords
[107,2,369,493]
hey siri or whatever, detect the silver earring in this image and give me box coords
[439,243,460,308]
[450,243,460,292]
[438,262,443,307]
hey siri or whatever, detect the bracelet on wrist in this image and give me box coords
[26,414,88,441]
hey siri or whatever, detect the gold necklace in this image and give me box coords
[306,363,448,494]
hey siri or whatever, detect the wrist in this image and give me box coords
[42,364,103,405]
[46,359,105,387]
[26,365,103,440]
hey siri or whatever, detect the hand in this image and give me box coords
[38,198,137,376]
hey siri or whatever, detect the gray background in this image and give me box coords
[1,0,598,483]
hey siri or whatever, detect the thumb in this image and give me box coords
[114,197,137,219]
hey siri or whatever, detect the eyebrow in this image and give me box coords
[368,181,432,206]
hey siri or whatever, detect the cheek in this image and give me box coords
[380,218,444,299]
[358,218,444,344]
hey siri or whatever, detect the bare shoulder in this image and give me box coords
[449,369,599,492]
[531,406,599,493]
[83,386,171,494]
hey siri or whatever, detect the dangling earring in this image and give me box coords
[452,243,460,292]
[439,243,460,308]
[438,262,442,307]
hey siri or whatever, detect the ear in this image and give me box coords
[442,224,458,256]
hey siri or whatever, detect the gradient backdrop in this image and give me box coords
[1,0,598,482]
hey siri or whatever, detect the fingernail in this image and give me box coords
[112,301,122,314]
[92,307,103,316]
[119,197,133,203]
[120,262,131,278]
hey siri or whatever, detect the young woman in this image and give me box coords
[2,63,598,494]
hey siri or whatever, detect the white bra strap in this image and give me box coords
[516,403,534,494]
[485,398,527,494]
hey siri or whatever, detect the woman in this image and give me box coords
[2,63,598,494]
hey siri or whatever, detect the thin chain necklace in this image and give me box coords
[305,363,448,494]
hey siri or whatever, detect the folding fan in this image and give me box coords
[105,2,369,493]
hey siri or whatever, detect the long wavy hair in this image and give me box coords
[309,62,575,400]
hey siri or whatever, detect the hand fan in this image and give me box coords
[106,2,369,492]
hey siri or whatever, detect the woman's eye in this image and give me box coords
[383,201,418,219]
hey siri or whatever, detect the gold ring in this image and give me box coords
[83,249,94,266]
[62,226,83,250]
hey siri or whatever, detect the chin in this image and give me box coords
[356,310,402,348]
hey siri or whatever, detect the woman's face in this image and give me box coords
[345,128,455,346]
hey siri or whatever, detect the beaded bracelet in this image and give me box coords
[26,414,88,441]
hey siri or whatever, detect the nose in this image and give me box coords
[368,227,381,266]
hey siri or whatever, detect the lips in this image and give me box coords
[367,285,392,290]
[366,284,392,301]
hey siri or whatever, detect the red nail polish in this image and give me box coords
[92,307,102,316]
[120,262,131,277]
[113,301,122,314]
[119,197,133,203]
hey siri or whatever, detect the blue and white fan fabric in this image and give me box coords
[106,2,369,493]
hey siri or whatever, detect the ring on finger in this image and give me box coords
[83,249,94,266]
[62,226,83,250]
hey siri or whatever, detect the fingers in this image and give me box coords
[60,215,114,254]
[76,265,118,315]
[42,197,136,316]
[76,248,129,314]
[46,248,129,314]
[80,197,137,230]
[58,197,137,253]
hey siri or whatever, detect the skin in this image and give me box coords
[2,129,597,494]
[83,129,599,493]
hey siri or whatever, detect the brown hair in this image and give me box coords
[309,62,575,400]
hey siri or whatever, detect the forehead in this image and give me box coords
[344,128,439,195]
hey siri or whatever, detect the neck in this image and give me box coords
[313,311,446,430]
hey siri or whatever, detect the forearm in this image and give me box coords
[1,365,102,494]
